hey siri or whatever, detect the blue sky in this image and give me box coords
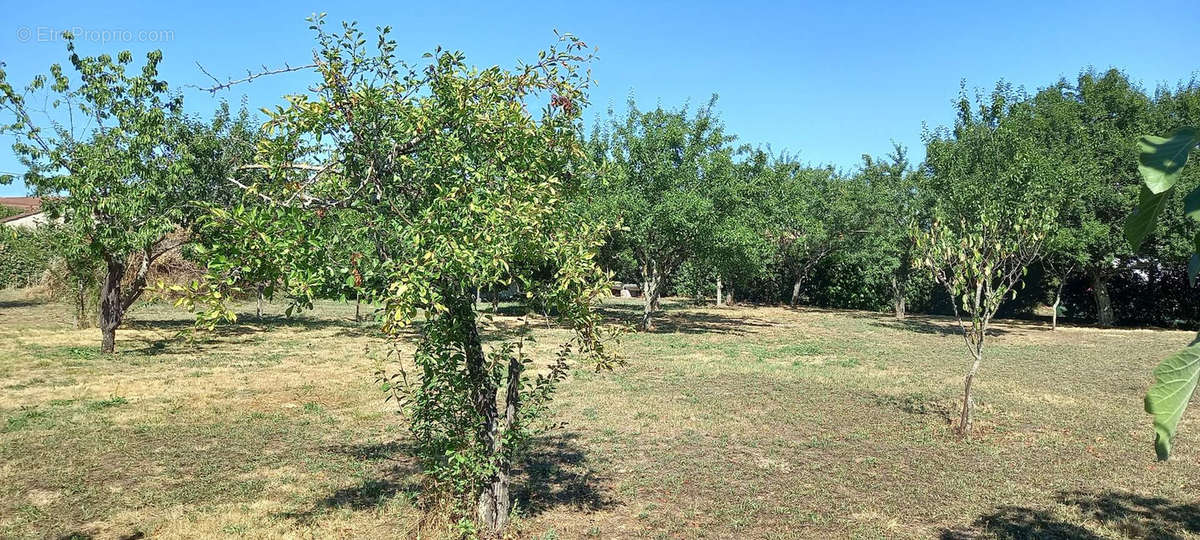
[1,0,1198,196]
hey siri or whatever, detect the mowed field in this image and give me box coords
[3,290,1200,539]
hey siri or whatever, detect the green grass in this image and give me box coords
[2,291,1200,538]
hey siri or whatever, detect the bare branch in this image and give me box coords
[190,61,318,94]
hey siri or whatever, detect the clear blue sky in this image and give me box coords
[1,0,1198,196]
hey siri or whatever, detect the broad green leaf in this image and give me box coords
[1146,335,1200,460]
[1138,128,1200,194]
[1186,186,1200,222]
[1125,185,1172,251]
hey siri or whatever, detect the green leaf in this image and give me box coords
[1186,186,1200,222]
[1125,185,1172,251]
[1138,128,1200,194]
[1146,335,1200,460]
[1190,254,1200,288]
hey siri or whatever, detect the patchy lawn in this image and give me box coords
[2,290,1199,538]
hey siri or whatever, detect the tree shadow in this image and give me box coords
[56,531,144,540]
[941,504,1101,539]
[596,302,775,335]
[512,431,614,516]
[279,441,422,524]
[866,317,1014,338]
[117,314,382,356]
[0,298,45,309]
[942,490,1200,539]
[1061,490,1200,539]
[279,432,612,523]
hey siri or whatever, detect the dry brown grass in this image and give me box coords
[3,291,1200,538]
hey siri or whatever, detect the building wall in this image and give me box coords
[1,212,57,229]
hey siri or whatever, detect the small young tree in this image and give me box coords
[190,19,617,532]
[918,87,1058,434]
[916,212,1052,434]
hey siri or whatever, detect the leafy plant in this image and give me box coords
[1126,127,1200,460]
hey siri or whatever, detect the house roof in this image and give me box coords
[0,197,45,224]
[0,197,43,212]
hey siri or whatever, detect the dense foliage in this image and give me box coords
[0,225,62,289]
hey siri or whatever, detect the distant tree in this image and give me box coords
[592,97,735,329]
[0,35,248,352]
[773,162,863,307]
[1027,71,1156,326]
[857,144,926,319]
[702,147,777,306]
[918,86,1059,435]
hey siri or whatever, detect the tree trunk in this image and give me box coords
[726,286,734,306]
[958,348,983,435]
[790,275,803,306]
[891,275,906,320]
[1092,271,1114,327]
[354,292,362,322]
[256,284,265,320]
[716,276,723,307]
[1051,280,1065,331]
[75,281,89,329]
[641,276,660,331]
[98,256,126,354]
[450,295,509,531]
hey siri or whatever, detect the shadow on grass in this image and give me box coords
[942,490,1200,539]
[0,298,46,309]
[865,317,1016,338]
[280,432,610,523]
[56,531,144,540]
[512,432,613,516]
[597,302,775,335]
[116,314,383,356]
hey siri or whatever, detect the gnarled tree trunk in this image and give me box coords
[450,295,513,532]
[641,275,660,330]
[97,247,156,353]
[256,284,265,320]
[1051,279,1066,331]
[1091,271,1114,327]
[98,256,127,354]
[891,275,906,320]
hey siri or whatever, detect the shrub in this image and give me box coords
[0,226,63,289]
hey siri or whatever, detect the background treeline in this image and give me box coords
[586,69,1200,329]
[4,68,1199,328]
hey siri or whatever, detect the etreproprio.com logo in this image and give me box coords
[16,26,175,44]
